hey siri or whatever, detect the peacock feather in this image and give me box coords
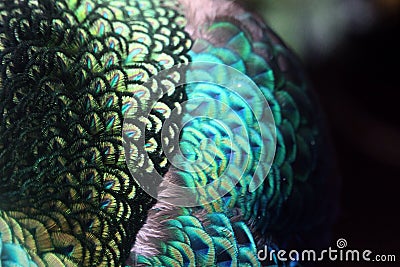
[0,0,338,266]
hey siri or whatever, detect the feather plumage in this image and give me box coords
[0,0,338,266]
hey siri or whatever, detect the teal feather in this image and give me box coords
[0,242,38,267]
[133,2,337,266]
[0,0,337,266]
[134,210,260,267]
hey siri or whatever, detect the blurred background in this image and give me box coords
[246,0,399,266]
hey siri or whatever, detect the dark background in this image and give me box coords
[309,15,399,266]
[250,1,399,266]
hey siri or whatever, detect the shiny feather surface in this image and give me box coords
[0,0,190,265]
[0,0,338,266]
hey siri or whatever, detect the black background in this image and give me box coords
[307,14,399,266]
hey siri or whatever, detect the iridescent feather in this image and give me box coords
[0,0,338,266]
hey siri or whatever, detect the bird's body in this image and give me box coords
[0,0,338,266]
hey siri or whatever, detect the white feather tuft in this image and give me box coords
[177,0,238,37]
